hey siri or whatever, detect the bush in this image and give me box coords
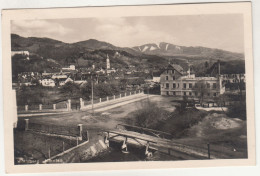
[154,108,207,138]
[134,100,169,128]
[227,101,246,120]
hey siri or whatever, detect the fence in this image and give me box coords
[18,100,67,112]
[81,89,143,108]
[15,120,89,164]
[28,122,79,137]
[17,89,143,112]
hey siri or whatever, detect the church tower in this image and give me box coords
[106,54,110,70]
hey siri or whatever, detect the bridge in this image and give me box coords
[104,125,217,160]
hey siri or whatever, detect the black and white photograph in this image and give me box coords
[1,2,255,174]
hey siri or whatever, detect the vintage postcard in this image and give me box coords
[2,2,255,174]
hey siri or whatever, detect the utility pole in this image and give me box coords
[91,73,94,115]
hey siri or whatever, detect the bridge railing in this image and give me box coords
[116,124,173,140]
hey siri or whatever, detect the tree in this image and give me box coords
[134,100,165,128]
[60,82,80,98]
[192,80,210,105]
[204,61,209,69]
[31,79,40,86]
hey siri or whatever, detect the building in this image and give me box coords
[51,74,68,80]
[40,78,55,87]
[160,64,225,97]
[62,65,76,71]
[106,55,116,74]
[11,51,30,60]
[222,74,246,83]
[59,77,73,86]
[152,72,162,83]
[106,54,110,70]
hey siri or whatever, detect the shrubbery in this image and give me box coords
[133,100,169,128]
[227,101,247,120]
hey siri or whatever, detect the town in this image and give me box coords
[11,33,247,164]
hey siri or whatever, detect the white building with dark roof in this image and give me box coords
[160,64,225,97]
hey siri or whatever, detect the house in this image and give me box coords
[59,77,73,86]
[62,65,76,71]
[144,75,153,83]
[160,64,225,97]
[152,76,160,83]
[107,68,116,74]
[74,80,87,86]
[11,51,30,60]
[40,78,55,87]
[222,74,246,83]
[52,74,67,80]
[152,72,162,83]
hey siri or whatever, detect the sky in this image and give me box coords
[11,14,244,53]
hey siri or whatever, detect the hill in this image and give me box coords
[11,34,245,76]
[133,42,244,61]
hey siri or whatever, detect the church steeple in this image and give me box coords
[106,54,110,70]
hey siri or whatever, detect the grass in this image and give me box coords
[14,130,80,163]
[149,108,207,138]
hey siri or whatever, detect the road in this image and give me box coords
[18,93,154,117]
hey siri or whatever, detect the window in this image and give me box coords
[166,91,169,95]
[173,70,175,74]
[184,92,186,96]
[213,93,217,97]
[169,70,172,74]
[189,83,192,89]
[207,83,210,89]
[207,93,210,96]
[194,83,198,88]
[213,83,217,89]
[166,70,168,74]
[189,92,192,96]
[166,83,169,89]
[183,83,186,89]
[173,92,176,96]
[172,76,175,80]
[195,92,198,96]
[166,76,168,80]
[173,83,176,88]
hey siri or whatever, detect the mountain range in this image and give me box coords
[11,34,245,76]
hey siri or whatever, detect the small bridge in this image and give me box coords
[104,125,217,160]
[116,124,173,139]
